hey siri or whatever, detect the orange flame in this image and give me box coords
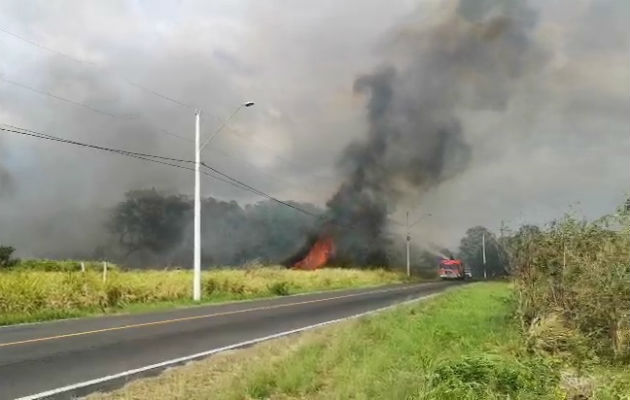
[293,237,335,270]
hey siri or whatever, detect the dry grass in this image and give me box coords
[0,266,406,325]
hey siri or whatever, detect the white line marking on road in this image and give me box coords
[14,291,443,400]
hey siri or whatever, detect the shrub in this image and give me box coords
[0,245,19,269]
[509,203,630,362]
[204,277,218,295]
[268,281,290,296]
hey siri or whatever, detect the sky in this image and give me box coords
[0,0,628,257]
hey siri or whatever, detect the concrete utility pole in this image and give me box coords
[404,211,432,278]
[482,232,487,280]
[193,110,201,301]
[193,102,254,301]
[406,211,410,277]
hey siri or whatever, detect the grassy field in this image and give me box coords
[88,282,628,400]
[0,264,406,326]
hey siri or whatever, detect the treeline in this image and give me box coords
[102,189,321,267]
[100,190,516,272]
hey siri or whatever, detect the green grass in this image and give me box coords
[89,282,629,400]
[0,265,408,326]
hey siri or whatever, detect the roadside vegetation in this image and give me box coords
[0,264,406,326]
[88,203,629,399]
[91,282,626,400]
[509,204,629,364]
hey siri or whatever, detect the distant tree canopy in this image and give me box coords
[458,226,508,278]
[109,189,191,257]
[107,189,321,267]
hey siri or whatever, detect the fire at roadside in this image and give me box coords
[287,0,542,271]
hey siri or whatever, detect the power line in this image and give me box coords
[200,161,321,218]
[3,124,402,235]
[0,23,341,197]
[9,123,400,236]
[200,162,386,234]
[120,77,195,110]
[3,123,385,234]
[0,74,193,143]
[206,144,329,200]
[0,25,339,183]
[0,124,269,191]
[0,23,195,110]
[0,75,127,118]
[1,124,193,163]
[2,122,320,209]
[0,123,324,221]
[0,24,86,64]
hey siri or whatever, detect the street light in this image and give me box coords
[200,102,255,150]
[405,212,432,277]
[193,102,254,301]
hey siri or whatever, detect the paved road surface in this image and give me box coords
[0,281,459,399]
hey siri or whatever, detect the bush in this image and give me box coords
[268,281,290,296]
[509,203,630,362]
[0,245,19,269]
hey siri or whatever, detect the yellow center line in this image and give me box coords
[0,284,420,348]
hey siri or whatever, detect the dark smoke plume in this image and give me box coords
[319,0,545,265]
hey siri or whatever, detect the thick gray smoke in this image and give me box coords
[322,0,546,265]
[1,0,626,264]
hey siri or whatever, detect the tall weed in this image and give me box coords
[509,203,630,362]
[0,266,404,325]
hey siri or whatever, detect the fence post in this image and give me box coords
[102,261,108,282]
[81,262,85,273]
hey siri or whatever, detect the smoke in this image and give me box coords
[321,0,546,265]
[0,0,626,263]
[0,135,15,197]
[0,163,14,197]
[420,242,452,260]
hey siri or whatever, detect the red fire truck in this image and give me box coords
[438,258,470,280]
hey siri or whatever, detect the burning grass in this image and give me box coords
[0,264,406,326]
[87,283,629,400]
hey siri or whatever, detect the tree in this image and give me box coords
[458,226,508,278]
[109,189,192,258]
[0,245,19,268]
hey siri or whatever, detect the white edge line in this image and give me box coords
[15,291,443,400]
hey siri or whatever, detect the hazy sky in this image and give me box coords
[0,0,628,256]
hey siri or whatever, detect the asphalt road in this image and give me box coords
[0,281,459,399]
